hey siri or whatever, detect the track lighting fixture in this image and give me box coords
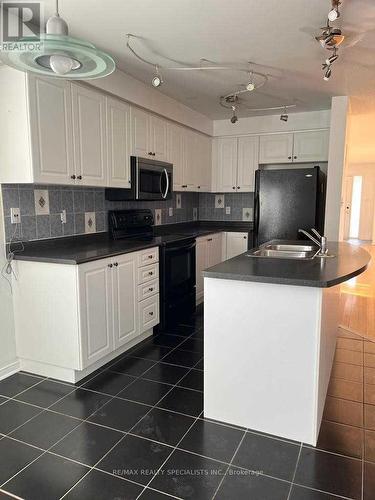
[280,107,288,122]
[325,51,338,66]
[230,106,238,124]
[323,67,332,81]
[151,66,163,87]
[328,1,341,22]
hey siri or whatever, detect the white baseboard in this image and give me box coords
[0,360,20,381]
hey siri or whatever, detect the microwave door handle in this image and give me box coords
[162,168,169,199]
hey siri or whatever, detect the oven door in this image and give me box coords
[136,159,172,201]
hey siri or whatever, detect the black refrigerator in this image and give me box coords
[253,166,326,246]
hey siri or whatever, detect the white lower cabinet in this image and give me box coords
[196,233,222,303]
[13,248,160,382]
[225,232,249,259]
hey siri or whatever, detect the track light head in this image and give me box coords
[323,67,332,81]
[151,65,163,87]
[325,53,338,66]
[246,81,255,92]
[230,106,238,124]
[280,107,288,122]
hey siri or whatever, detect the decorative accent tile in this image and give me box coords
[34,190,50,216]
[176,194,182,209]
[242,207,253,221]
[154,209,162,226]
[215,194,225,209]
[85,212,96,234]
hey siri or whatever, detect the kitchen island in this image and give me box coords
[203,242,370,445]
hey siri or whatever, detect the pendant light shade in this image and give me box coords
[0,5,115,79]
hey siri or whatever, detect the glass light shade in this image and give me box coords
[0,34,115,79]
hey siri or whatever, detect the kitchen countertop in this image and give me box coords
[12,222,253,265]
[203,242,371,288]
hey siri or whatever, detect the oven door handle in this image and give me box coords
[165,241,196,254]
[162,168,169,199]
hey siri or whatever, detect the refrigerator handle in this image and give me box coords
[254,171,260,246]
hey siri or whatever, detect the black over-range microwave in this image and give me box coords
[105,156,173,201]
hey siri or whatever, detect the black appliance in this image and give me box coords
[108,209,196,330]
[254,166,326,246]
[105,157,173,202]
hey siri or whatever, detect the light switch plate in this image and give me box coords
[193,207,198,221]
[242,207,253,221]
[154,209,162,225]
[169,207,173,216]
[176,194,182,209]
[34,189,50,215]
[215,194,225,209]
[85,212,96,233]
[225,206,231,215]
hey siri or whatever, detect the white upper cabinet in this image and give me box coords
[213,137,238,192]
[106,97,131,189]
[195,133,212,192]
[259,130,329,164]
[131,107,150,158]
[167,123,184,190]
[72,83,107,186]
[293,130,329,162]
[237,136,259,192]
[259,133,294,164]
[149,115,167,161]
[28,75,75,184]
[183,129,197,190]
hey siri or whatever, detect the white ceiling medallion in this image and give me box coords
[0,0,115,80]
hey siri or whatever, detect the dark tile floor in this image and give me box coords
[0,312,374,499]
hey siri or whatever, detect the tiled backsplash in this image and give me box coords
[1,184,253,243]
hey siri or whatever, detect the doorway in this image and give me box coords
[343,174,375,242]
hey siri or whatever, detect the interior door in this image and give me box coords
[359,173,375,240]
[107,97,131,188]
[112,253,138,348]
[342,176,353,240]
[78,258,113,368]
[237,136,259,192]
[72,83,107,186]
[28,75,74,184]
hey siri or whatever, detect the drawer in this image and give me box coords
[138,247,159,267]
[139,294,159,333]
[138,279,159,301]
[138,263,159,284]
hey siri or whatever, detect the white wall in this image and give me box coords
[325,96,350,242]
[0,192,18,379]
[90,69,213,136]
[213,110,331,137]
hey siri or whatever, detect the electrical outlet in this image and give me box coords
[60,209,67,224]
[225,206,231,215]
[169,207,173,216]
[10,207,20,224]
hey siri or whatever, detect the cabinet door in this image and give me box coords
[72,84,107,186]
[196,237,208,302]
[131,107,150,158]
[225,232,249,260]
[112,253,138,349]
[293,130,329,162]
[150,115,167,161]
[107,97,131,188]
[237,136,259,192]
[183,130,196,190]
[78,259,113,368]
[259,134,293,164]
[215,138,238,192]
[28,75,74,184]
[167,123,184,190]
[195,133,212,192]
[207,233,223,267]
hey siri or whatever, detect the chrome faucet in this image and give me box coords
[298,228,328,256]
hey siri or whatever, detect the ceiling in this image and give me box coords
[28,0,375,118]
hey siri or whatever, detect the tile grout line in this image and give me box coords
[286,442,303,500]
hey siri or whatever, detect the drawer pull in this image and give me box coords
[148,255,153,259]
[113,262,118,266]
[149,311,154,316]
[108,264,113,268]
[149,287,154,292]
[148,271,153,276]
[207,238,212,242]
[77,175,82,180]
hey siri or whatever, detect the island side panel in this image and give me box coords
[204,277,323,445]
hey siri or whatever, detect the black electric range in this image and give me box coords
[109,209,196,329]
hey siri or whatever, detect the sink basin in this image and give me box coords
[246,240,319,260]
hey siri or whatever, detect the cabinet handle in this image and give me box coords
[70,175,76,180]
[148,271,153,276]
[149,311,154,316]
[237,186,240,189]
[232,186,235,190]
[197,186,201,189]
[148,255,153,259]
[77,175,82,180]
[182,185,187,188]
[288,156,292,160]
[108,263,113,268]
[149,287,154,292]
[113,262,118,267]
[294,156,297,160]
[243,236,247,239]
[207,238,212,242]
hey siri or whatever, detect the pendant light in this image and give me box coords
[0,0,115,79]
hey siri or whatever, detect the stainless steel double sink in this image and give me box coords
[246,240,319,260]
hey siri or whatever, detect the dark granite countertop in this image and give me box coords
[203,242,371,288]
[12,221,253,265]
